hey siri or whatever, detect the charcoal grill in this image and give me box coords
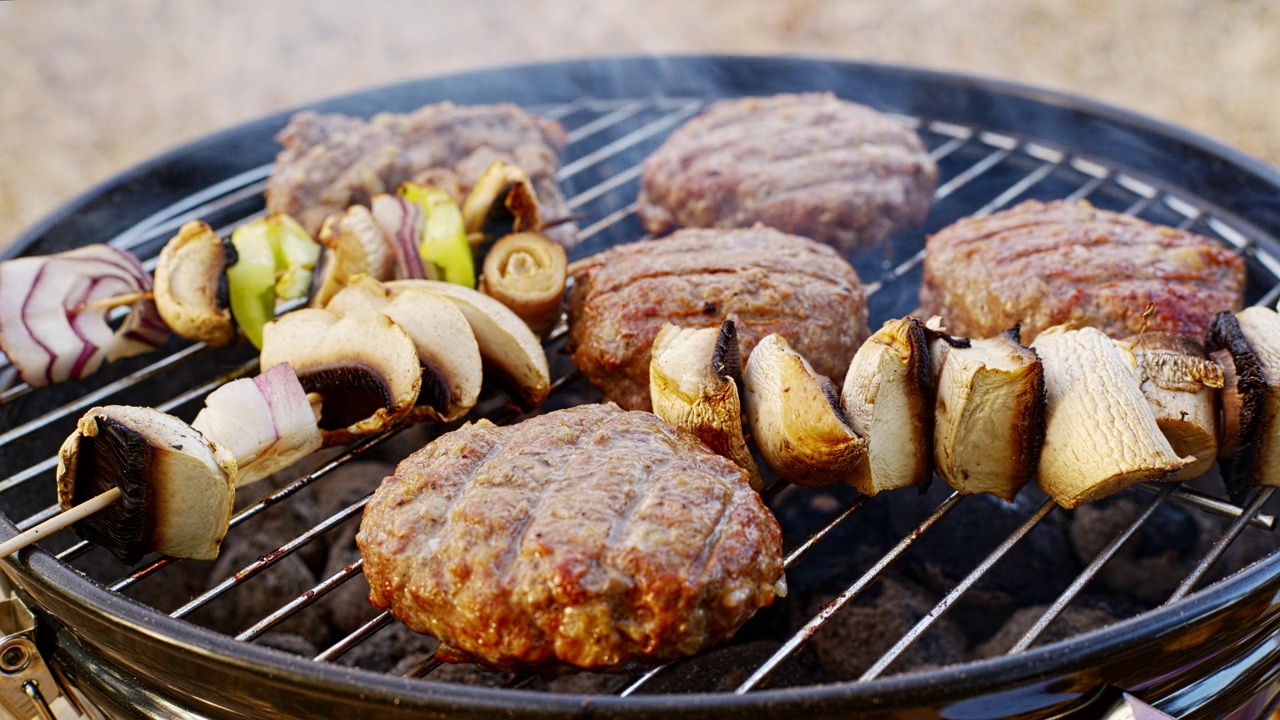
[3,56,1280,719]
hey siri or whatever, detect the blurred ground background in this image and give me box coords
[1,0,1277,250]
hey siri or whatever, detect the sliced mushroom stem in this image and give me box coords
[744,333,867,487]
[1031,326,1190,509]
[840,318,934,496]
[930,327,1045,502]
[56,406,237,563]
[1205,307,1280,497]
[1127,332,1221,481]
[650,321,763,489]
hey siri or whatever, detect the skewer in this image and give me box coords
[0,487,121,558]
[77,290,154,313]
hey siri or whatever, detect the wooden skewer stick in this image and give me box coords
[77,291,154,313]
[0,487,122,559]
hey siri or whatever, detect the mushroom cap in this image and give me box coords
[478,232,567,337]
[311,205,393,309]
[743,333,866,487]
[386,279,550,410]
[1032,326,1189,509]
[327,276,482,422]
[1207,307,1280,495]
[1127,332,1220,482]
[930,329,1045,502]
[154,220,236,347]
[840,318,934,495]
[650,321,762,489]
[260,307,422,445]
[462,160,541,243]
[56,405,236,563]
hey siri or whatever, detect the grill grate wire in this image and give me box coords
[0,96,1278,697]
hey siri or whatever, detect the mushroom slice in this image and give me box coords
[260,308,421,445]
[327,276,482,422]
[56,405,237,563]
[192,362,323,486]
[1127,332,1222,481]
[744,333,867,487]
[1031,326,1190,509]
[154,220,236,347]
[479,232,568,337]
[385,279,550,410]
[310,205,394,309]
[462,160,541,247]
[840,318,933,496]
[1205,307,1280,497]
[651,321,763,489]
[930,327,1046,502]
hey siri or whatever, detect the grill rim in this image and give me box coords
[3,54,1280,717]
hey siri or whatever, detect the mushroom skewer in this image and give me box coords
[3,362,323,562]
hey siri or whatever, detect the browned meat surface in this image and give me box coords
[637,94,937,252]
[357,404,783,675]
[265,102,578,248]
[567,226,869,411]
[920,200,1246,340]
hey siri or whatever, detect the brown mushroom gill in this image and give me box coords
[1206,307,1280,496]
[294,363,397,432]
[60,413,156,564]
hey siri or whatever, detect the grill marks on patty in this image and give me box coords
[638,93,937,251]
[358,404,782,674]
[567,226,869,411]
[920,200,1246,340]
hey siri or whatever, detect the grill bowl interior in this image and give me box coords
[3,56,1280,719]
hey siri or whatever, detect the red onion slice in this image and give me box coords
[192,362,322,486]
[371,194,427,280]
[0,245,169,386]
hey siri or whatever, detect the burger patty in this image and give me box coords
[920,200,1246,340]
[637,93,937,252]
[567,226,869,411]
[265,102,577,248]
[357,404,784,674]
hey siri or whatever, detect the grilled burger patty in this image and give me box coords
[265,102,577,248]
[357,404,784,674]
[637,93,937,252]
[567,225,869,411]
[920,200,1246,340]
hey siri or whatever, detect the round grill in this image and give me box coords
[3,56,1280,719]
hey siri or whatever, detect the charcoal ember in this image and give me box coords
[233,460,326,573]
[390,652,437,678]
[419,660,508,688]
[976,604,1122,656]
[767,484,894,599]
[119,552,212,614]
[336,622,440,673]
[188,531,330,650]
[890,483,1079,640]
[803,575,967,680]
[316,523,377,637]
[542,672,637,695]
[309,460,396,521]
[1068,495,1215,606]
[256,632,318,658]
[636,640,827,693]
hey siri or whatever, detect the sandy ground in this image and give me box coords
[1,0,1277,250]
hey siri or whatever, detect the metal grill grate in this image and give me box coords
[1,95,1278,699]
